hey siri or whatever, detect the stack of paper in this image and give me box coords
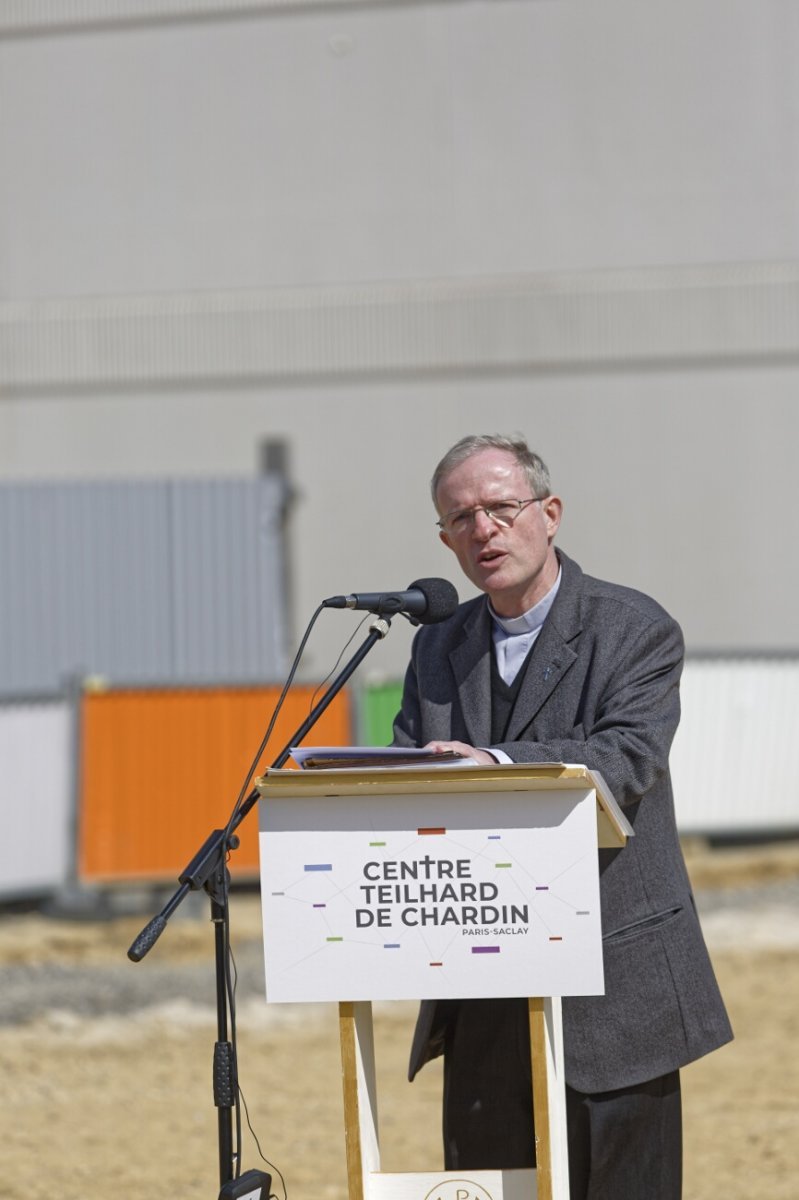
[289,745,477,770]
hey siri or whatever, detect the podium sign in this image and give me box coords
[257,764,632,1200]
[259,777,605,1004]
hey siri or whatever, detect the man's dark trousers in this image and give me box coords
[443,997,682,1200]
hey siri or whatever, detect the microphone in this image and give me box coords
[323,577,458,624]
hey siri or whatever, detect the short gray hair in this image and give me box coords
[431,434,551,508]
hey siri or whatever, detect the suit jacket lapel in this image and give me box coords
[448,599,493,747]
[504,613,578,740]
[445,551,585,748]
[504,550,583,742]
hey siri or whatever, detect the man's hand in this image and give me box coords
[424,740,497,765]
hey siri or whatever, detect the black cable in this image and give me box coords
[306,611,370,714]
[240,1085,288,1200]
[214,603,325,1186]
[222,602,326,842]
[216,603,375,1195]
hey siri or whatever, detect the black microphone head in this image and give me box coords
[408,577,459,624]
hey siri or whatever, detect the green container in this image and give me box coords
[360,681,404,746]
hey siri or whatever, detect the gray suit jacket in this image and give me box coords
[394,550,732,1094]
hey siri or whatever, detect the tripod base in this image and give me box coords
[218,1168,272,1199]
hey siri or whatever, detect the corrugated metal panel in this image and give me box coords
[78,684,352,883]
[0,476,287,694]
[170,478,286,682]
[670,657,799,834]
[0,699,73,898]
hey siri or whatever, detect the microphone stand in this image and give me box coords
[127,615,393,1195]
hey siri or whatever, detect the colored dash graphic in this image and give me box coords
[271,891,285,896]
[535,886,549,891]
[577,911,590,916]
[369,841,386,847]
[304,864,332,872]
[488,835,501,840]
[429,962,443,967]
[549,937,563,942]
[312,903,326,909]
[472,946,500,955]
[383,944,401,950]
[495,863,512,868]
[418,827,446,836]
[326,937,343,943]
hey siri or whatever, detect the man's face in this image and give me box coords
[435,448,562,617]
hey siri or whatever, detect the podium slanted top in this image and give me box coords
[257,760,633,849]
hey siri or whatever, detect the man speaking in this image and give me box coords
[392,433,732,1200]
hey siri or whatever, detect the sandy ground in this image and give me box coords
[3,840,799,1200]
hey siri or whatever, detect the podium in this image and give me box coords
[257,763,632,1200]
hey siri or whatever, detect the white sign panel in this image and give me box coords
[259,786,604,1003]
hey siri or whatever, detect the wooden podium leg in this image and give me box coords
[529,996,570,1200]
[339,1000,381,1200]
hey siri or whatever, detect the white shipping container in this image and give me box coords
[0,700,72,899]
[672,658,799,835]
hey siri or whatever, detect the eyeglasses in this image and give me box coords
[436,497,543,535]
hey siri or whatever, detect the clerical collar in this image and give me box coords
[488,569,562,636]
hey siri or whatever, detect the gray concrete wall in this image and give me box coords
[3,0,798,296]
[1,0,797,680]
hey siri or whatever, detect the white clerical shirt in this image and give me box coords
[486,569,562,761]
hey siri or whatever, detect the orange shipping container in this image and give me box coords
[79,685,352,883]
